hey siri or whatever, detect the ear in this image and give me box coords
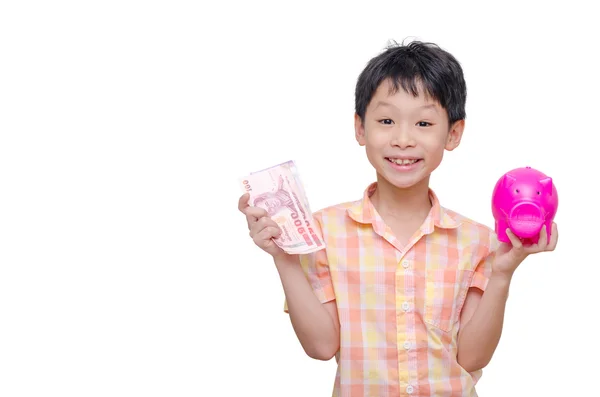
[355,113,366,146]
[539,177,553,195]
[445,119,465,151]
[502,173,517,188]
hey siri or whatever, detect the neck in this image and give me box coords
[370,173,432,222]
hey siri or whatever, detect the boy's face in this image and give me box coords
[355,79,464,190]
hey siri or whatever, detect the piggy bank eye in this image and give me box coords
[537,191,541,195]
[515,189,520,193]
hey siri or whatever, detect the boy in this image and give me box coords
[238,41,558,397]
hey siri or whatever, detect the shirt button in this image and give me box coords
[402,260,410,269]
[401,302,410,311]
[403,341,411,350]
[406,385,414,394]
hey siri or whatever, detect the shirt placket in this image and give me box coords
[394,231,424,397]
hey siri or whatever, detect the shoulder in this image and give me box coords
[442,206,497,248]
[441,207,500,267]
[313,199,360,220]
[310,199,362,235]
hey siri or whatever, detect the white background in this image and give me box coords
[0,1,597,396]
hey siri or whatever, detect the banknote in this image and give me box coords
[240,161,325,254]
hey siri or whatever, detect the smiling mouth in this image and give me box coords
[386,158,422,165]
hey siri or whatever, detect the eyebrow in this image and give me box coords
[374,101,439,113]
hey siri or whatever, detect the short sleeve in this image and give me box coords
[283,216,335,312]
[470,229,499,291]
[283,249,335,312]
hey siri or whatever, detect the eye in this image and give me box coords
[537,191,541,195]
[379,119,394,125]
[515,189,520,193]
[417,121,431,127]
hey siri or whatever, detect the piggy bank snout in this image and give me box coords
[507,202,544,238]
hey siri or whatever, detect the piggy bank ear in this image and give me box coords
[502,174,517,189]
[539,177,553,195]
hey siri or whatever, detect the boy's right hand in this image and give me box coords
[238,193,286,258]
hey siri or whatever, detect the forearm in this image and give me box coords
[457,272,512,371]
[274,254,339,360]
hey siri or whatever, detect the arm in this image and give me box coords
[457,223,559,372]
[456,272,512,372]
[238,194,340,361]
[275,253,340,361]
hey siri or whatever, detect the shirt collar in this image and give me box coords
[347,182,462,231]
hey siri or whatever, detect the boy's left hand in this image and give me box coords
[493,222,559,277]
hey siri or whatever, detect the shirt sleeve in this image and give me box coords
[283,216,335,313]
[470,229,499,291]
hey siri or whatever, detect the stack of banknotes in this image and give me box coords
[240,161,325,254]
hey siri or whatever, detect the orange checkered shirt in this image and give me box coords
[285,182,498,397]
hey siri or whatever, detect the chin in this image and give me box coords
[391,179,426,190]
[379,171,428,190]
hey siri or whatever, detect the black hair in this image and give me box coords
[355,39,467,126]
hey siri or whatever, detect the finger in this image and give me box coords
[250,216,274,237]
[244,206,268,219]
[253,227,282,245]
[523,226,546,254]
[547,222,559,251]
[244,206,268,229]
[245,213,257,230]
[262,217,280,230]
[538,224,548,248]
[238,193,250,212]
[268,226,282,238]
[506,228,523,250]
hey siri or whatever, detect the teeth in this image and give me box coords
[389,158,418,165]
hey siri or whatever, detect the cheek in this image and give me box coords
[365,141,381,159]
[364,145,382,170]
[422,137,446,155]
[365,128,388,146]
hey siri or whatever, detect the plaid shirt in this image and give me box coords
[286,182,497,397]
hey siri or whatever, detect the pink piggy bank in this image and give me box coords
[491,166,558,244]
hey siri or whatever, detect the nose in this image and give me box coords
[508,202,544,238]
[390,125,416,148]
